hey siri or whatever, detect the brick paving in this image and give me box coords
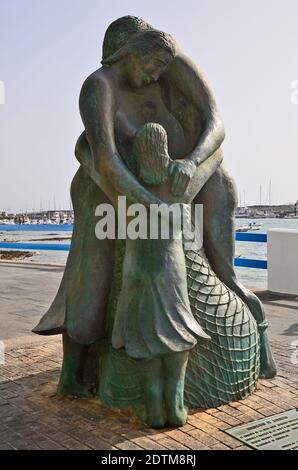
[0,338,297,450]
[0,263,297,450]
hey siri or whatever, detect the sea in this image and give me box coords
[1,218,298,289]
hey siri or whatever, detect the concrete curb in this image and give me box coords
[0,260,65,271]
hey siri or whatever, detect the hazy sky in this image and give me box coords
[1,0,298,212]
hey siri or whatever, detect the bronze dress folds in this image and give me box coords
[112,232,210,360]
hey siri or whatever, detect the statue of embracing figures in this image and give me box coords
[33,16,276,428]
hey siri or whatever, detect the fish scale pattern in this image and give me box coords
[184,248,260,408]
[100,241,260,409]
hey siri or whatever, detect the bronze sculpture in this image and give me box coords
[33,16,276,428]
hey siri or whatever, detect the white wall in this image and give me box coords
[267,229,298,295]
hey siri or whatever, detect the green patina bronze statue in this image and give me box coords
[33,16,276,428]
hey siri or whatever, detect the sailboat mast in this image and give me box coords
[269,180,272,207]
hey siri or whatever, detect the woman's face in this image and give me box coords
[125,50,171,88]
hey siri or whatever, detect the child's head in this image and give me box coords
[133,123,171,185]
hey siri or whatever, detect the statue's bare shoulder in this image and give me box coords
[79,67,118,121]
[78,67,119,157]
[166,51,220,120]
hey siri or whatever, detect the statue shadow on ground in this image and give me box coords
[4,368,203,449]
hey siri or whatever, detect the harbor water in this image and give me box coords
[1,219,298,289]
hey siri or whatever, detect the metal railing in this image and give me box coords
[234,232,267,269]
[0,228,268,269]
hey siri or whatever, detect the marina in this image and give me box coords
[0,210,74,226]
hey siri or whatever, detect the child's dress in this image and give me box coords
[112,231,210,360]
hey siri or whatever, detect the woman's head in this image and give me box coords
[102,17,178,88]
[102,16,153,61]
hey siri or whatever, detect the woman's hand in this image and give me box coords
[169,159,196,196]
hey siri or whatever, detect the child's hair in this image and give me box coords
[133,123,171,186]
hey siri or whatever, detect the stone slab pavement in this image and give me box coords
[0,262,64,344]
[0,262,297,450]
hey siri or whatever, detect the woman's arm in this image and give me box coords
[165,52,225,195]
[79,70,163,208]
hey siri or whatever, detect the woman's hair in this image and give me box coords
[102,16,153,61]
[101,18,178,66]
[133,123,171,186]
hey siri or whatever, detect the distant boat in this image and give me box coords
[42,217,52,224]
[248,222,262,231]
[51,211,60,224]
[236,221,262,233]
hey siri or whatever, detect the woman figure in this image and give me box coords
[33,17,276,400]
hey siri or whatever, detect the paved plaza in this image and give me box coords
[0,262,297,450]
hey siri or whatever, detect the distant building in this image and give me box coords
[236,203,297,218]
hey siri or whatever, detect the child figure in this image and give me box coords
[112,123,210,428]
